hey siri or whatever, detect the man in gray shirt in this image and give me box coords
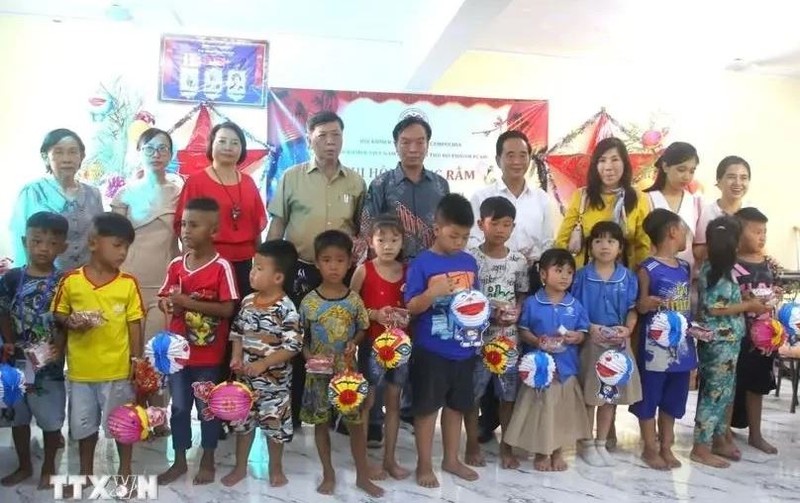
[360,117,449,260]
[358,116,448,445]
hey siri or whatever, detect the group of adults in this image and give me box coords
[8,110,758,442]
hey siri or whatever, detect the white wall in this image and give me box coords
[433,50,800,268]
[3,15,800,268]
[0,15,408,259]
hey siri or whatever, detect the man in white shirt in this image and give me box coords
[469,130,556,264]
[469,130,558,443]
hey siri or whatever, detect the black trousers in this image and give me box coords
[478,381,500,434]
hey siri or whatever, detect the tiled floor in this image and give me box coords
[1,384,799,502]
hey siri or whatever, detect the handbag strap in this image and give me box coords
[576,188,588,224]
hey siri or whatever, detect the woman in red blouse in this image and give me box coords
[174,121,266,296]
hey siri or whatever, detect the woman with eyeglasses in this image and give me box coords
[111,128,183,435]
[10,128,104,271]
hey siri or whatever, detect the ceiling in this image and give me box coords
[3,0,800,83]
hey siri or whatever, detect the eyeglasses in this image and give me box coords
[142,145,170,156]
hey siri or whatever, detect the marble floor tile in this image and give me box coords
[2,384,800,502]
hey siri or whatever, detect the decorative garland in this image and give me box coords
[167,102,276,154]
[535,108,662,213]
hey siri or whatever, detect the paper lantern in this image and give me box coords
[372,328,412,369]
[595,349,634,403]
[449,289,491,348]
[0,363,25,409]
[145,331,190,375]
[481,335,518,374]
[778,303,800,344]
[107,404,166,444]
[648,311,687,352]
[518,351,556,390]
[193,381,254,423]
[133,358,161,398]
[328,369,369,416]
[641,129,665,149]
[750,318,787,354]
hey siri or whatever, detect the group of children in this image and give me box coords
[0,188,786,498]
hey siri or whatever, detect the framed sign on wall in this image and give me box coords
[159,34,269,107]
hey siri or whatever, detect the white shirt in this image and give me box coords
[468,180,556,262]
[647,190,701,269]
[695,198,756,245]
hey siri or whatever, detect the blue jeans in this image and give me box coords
[168,365,222,451]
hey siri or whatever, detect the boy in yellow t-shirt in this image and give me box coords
[52,213,144,488]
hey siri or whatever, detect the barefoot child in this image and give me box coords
[572,221,640,467]
[350,215,410,480]
[405,194,482,487]
[465,197,529,470]
[630,209,697,470]
[223,240,302,487]
[691,217,769,468]
[505,248,591,472]
[52,213,144,494]
[299,230,383,497]
[157,198,238,486]
[0,212,68,489]
[730,207,781,455]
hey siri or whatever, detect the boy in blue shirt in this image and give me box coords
[0,212,68,489]
[630,209,697,470]
[406,194,481,488]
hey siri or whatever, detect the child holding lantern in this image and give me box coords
[350,214,411,480]
[223,239,303,488]
[299,230,381,498]
[156,198,238,486]
[465,196,529,470]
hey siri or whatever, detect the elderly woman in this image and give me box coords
[174,121,266,296]
[555,137,651,269]
[10,129,104,271]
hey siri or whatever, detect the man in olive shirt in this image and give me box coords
[267,110,366,426]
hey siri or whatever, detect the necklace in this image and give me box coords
[211,167,243,230]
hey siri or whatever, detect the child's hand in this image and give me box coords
[158,297,174,315]
[344,341,357,358]
[611,326,631,343]
[427,275,454,298]
[640,296,664,312]
[744,298,769,315]
[169,292,191,310]
[244,359,269,377]
[66,312,99,332]
[374,307,392,327]
[230,357,244,373]
[563,331,584,345]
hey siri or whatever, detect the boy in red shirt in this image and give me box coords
[157,198,238,486]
